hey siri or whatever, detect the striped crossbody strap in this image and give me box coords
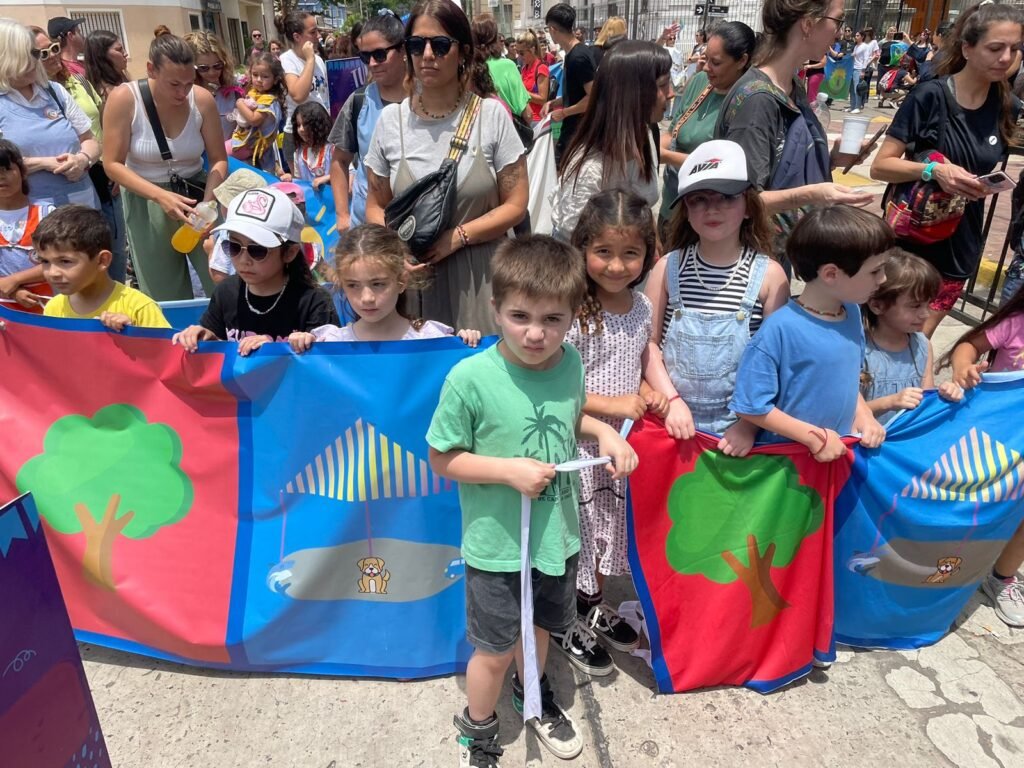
[671,84,713,141]
[446,94,482,162]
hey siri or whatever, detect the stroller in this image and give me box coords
[878,54,918,109]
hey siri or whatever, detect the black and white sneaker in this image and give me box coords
[550,618,613,676]
[454,709,502,768]
[582,603,640,653]
[512,674,584,760]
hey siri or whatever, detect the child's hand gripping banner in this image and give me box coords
[626,417,854,693]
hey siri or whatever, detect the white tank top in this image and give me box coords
[126,81,205,183]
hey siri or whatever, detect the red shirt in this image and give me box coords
[520,59,550,122]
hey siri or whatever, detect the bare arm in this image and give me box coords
[284,43,317,104]
[364,168,391,226]
[660,128,687,170]
[196,88,227,200]
[329,148,355,229]
[527,74,550,106]
[871,135,987,199]
[460,155,528,243]
[759,260,791,317]
[559,79,592,120]
[641,258,680,398]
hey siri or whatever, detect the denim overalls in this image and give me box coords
[661,246,769,434]
[861,331,928,425]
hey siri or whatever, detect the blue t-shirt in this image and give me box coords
[730,300,865,443]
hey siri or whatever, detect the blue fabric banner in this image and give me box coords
[834,372,1024,649]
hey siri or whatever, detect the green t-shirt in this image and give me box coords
[426,343,585,576]
[661,72,724,222]
[487,58,531,118]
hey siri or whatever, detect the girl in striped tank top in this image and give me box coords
[645,140,789,456]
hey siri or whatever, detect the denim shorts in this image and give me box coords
[464,553,579,655]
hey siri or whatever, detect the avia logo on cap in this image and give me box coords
[238,190,274,221]
[690,159,722,175]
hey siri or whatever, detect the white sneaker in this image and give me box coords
[982,574,1024,627]
[850,108,862,114]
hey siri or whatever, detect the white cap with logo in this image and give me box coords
[671,139,753,208]
[212,187,305,247]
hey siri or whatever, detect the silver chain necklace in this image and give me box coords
[245,276,289,316]
[690,244,747,295]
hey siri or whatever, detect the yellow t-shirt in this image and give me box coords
[44,282,170,329]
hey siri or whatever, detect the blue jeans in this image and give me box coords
[1002,251,1024,304]
[101,194,128,283]
[850,70,865,109]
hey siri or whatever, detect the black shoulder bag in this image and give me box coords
[385,94,481,261]
[137,79,207,200]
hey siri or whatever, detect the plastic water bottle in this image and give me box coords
[171,201,218,254]
[811,92,831,133]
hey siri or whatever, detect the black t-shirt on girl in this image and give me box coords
[200,274,339,341]
[888,77,1018,280]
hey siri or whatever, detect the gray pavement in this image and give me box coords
[80,101,1024,768]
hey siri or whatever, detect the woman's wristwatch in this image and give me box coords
[921,161,938,182]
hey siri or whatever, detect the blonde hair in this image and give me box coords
[595,17,626,46]
[516,30,542,58]
[334,225,430,325]
[0,19,49,93]
[184,30,237,89]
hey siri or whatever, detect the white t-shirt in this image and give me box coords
[853,42,873,70]
[280,49,329,133]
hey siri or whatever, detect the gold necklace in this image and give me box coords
[417,87,463,119]
[795,296,846,318]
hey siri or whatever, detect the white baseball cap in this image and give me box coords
[212,187,304,247]
[671,139,753,207]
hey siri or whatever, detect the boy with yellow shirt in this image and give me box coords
[34,205,169,330]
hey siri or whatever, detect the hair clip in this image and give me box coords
[377,8,397,17]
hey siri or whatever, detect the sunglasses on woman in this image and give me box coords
[404,35,457,58]
[222,239,274,261]
[31,42,62,61]
[359,42,402,64]
[195,61,225,73]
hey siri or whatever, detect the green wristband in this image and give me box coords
[922,161,938,182]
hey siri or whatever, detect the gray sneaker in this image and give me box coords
[454,709,502,768]
[982,574,1024,627]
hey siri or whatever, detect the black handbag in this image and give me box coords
[137,79,207,200]
[385,94,481,260]
[510,112,536,154]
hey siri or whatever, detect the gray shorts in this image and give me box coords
[465,553,579,655]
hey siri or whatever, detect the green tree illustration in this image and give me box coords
[522,404,566,462]
[665,452,824,627]
[16,404,193,590]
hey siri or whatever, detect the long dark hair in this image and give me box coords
[85,30,127,95]
[403,0,474,87]
[559,40,671,186]
[0,140,29,195]
[938,286,1024,371]
[292,101,331,151]
[570,189,657,334]
[934,2,1024,144]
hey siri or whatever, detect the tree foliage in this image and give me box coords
[665,452,824,583]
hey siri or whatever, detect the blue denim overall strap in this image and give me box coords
[662,246,769,434]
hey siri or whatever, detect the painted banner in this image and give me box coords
[834,372,1024,649]
[0,493,111,768]
[326,57,368,121]
[821,52,854,100]
[0,306,477,677]
[626,417,854,693]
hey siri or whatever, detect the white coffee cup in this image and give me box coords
[839,116,871,155]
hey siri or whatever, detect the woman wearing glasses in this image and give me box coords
[327,9,407,232]
[276,11,330,169]
[715,0,873,256]
[0,20,99,210]
[101,29,227,300]
[364,0,528,334]
[185,31,242,140]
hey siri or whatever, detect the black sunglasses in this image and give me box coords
[404,35,457,58]
[222,239,273,261]
[359,42,402,64]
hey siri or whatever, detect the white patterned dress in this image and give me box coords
[565,291,653,594]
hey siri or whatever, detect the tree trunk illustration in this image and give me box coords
[721,534,790,628]
[73,494,134,590]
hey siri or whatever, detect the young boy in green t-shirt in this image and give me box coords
[427,236,638,767]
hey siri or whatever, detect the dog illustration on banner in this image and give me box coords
[924,556,963,584]
[358,556,390,594]
[265,418,462,603]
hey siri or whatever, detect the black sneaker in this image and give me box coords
[454,709,502,768]
[550,618,613,676]
[512,674,584,760]
[582,603,640,653]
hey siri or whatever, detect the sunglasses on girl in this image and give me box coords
[359,42,402,64]
[31,42,62,61]
[195,61,225,73]
[404,35,457,58]
[222,239,275,261]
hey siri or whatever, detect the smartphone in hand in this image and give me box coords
[977,170,1016,194]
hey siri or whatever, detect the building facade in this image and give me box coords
[0,0,275,77]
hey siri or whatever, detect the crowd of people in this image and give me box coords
[2,1,1024,767]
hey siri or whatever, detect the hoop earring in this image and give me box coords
[458,61,465,77]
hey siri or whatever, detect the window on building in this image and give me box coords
[189,13,202,32]
[68,10,129,55]
[227,18,243,64]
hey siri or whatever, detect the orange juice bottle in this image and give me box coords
[171,201,218,254]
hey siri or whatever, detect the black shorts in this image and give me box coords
[464,553,579,655]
